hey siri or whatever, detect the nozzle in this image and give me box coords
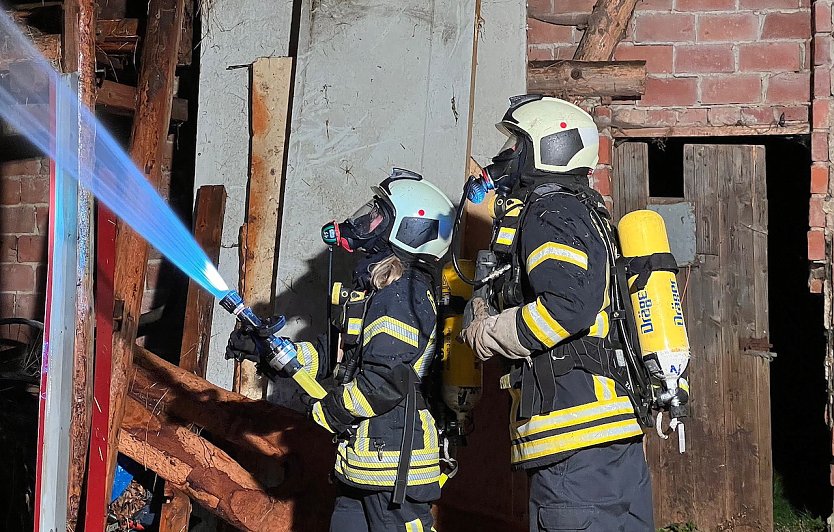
[219,290,244,314]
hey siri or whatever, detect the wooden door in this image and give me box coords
[613,142,773,530]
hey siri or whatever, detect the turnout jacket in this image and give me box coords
[499,183,643,470]
[294,267,442,501]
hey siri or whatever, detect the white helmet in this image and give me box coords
[327,169,454,262]
[498,94,599,175]
[374,169,455,262]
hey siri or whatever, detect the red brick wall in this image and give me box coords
[809,1,831,267]
[529,1,811,125]
[0,158,49,320]
[530,0,819,276]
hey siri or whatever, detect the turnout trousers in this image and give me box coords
[528,439,653,532]
[330,483,434,532]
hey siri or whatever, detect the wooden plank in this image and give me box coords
[95,18,139,55]
[685,145,718,255]
[721,145,771,530]
[750,146,773,531]
[573,0,640,61]
[179,185,226,375]
[527,60,646,99]
[612,124,810,138]
[64,0,97,529]
[160,489,191,532]
[119,396,292,532]
[680,145,727,528]
[235,57,293,399]
[96,80,189,122]
[106,0,186,503]
[611,141,649,222]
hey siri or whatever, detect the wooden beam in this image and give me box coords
[529,12,590,29]
[106,0,186,504]
[63,0,97,529]
[180,185,227,375]
[527,60,646,99]
[611,123,810,138]
[235,57,294,399]
[573,0,639,61]
[0,34,61,70]
[119,396,292,532]
[95,19,140,55]
[130,346,330,460]
[96,80,189,122]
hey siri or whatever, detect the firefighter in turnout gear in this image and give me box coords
[460,95,654,531]
[227,169,454,532]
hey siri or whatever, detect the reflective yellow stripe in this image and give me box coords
[338,444,439,468]
[342,381,376,417]
[496,227,516,246]
[406,518,425,532]
[526,242,588,272]
[311,402,335,434]
[679,377,689,393]
[511,419,644,464]
[363,316,419,347]
[511,396,635,439]
[521,298,569,347]
[295,342,319,378]
[588,310,609,338]
[347,318,363,335]
[591,376,616,401]
[335,460,441,486]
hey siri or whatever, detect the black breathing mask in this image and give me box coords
[321,198,392,253]
[466,134,525,204]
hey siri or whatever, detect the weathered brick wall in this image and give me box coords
[529,0,818,273]
[809,0,831,272]
[530,1,811,126]
[0,158,49,320]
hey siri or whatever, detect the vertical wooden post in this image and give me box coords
[234,57,294,399]
[106,0,186,502]
[62,0,98,528]
[158,185,227,532]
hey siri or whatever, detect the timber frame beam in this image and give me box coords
[105,0,187,504]
[527,60,646,99]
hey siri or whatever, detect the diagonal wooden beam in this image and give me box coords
[573,0,640,61]
[119,396,293,532]
[106,0,187,505]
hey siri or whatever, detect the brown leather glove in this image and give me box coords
[460,299,531,362]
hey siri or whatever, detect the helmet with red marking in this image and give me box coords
[322,168,455,262]
[497,94,599,175]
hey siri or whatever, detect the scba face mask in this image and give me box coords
[467,134,525,204]
[321,198,392,253]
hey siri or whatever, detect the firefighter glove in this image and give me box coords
[460,303,532,362]
[225,328,261,363]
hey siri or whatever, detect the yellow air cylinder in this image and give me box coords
[440,261,482,429]
[618,210,689,377]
